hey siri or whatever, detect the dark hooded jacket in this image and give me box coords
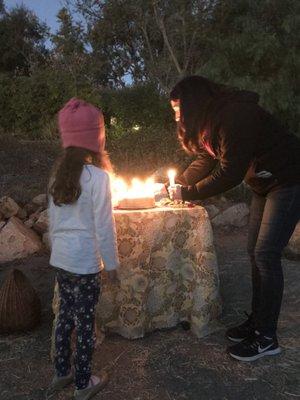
[178,91,300,200]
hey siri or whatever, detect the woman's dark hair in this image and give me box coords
[170,75,236,154]
[49,147,113,206]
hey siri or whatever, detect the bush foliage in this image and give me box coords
[0,0,299,143]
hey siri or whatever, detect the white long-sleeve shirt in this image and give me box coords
[49,165,119,274]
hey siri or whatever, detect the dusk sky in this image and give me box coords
[5,0,65,33]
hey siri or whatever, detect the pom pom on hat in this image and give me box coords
[58,98,105,153]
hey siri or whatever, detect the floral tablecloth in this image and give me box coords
[96,205,221,339]
[52,205,221,348]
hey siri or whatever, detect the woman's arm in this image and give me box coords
[176,149,218,186]
[181,103,259,201]
[92,171,119,271]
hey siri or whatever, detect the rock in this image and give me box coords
[211,203,249,228]
[203,195,233,212]
[205,205,220,219]
[285,223,300,259]
[0,217,42,263]
[222,182,251,203]
[33,209,49,234]
[0,196,20,219]
[24,218,35,229]
[24,202,40,215]
[0,211,3,221]
[16,207,27,220]
[0,221,5,230]
[42,232,51,250]
[32,194,47,208]
[219,196,229,204]
[29,206,44,222]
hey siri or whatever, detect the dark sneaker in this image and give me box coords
[228,332,281,362]
[226,313,255,342]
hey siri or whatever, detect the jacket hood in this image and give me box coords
[231,89,260,104]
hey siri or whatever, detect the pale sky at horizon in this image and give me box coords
[4,0,132,83]
[5,0,65,33]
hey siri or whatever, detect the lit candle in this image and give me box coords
[168,169,176,187]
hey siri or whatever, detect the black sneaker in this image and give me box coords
[226,313,255,342]
[228,332,281,362]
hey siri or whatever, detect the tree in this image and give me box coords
[0,3,49,75]
[51,6,110,90]
[198,0,300,130]
[52,7,85,61]
[0,1,5,15]
[51,7,86,90]
[71,0,215,90]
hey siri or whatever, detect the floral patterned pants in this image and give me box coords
[54,268,100,390]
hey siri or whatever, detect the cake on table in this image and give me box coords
[112,176,157,209]
[118,196,155,209]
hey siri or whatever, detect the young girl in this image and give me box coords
[48,98,119,399]
[168,75,300,362]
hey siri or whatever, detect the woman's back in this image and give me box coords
[211,98,300,193]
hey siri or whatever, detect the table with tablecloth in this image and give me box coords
[94,205,222,339]
[52,205,221,349]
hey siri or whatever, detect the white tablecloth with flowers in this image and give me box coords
[95,205,222,339]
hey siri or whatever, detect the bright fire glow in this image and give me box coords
[111,175,156,206]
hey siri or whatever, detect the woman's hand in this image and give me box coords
[168,184,183,201]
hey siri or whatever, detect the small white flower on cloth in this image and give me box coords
[168,184,183,201]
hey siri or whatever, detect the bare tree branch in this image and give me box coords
[152,1,182,75]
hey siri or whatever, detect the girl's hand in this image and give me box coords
[107,270,119,284]
[168,184,183,201]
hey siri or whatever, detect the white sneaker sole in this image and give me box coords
[229,347,281,362]
[74,373,109,400]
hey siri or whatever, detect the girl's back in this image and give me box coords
[48,98,118,398]
[49,165,114,274]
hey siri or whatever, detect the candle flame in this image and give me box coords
[167,169,176,187]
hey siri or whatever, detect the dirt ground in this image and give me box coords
[0,227,299,400]
[0,136,299,399]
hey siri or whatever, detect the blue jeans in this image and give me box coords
[247,184,300,336]
[54,269,100,390]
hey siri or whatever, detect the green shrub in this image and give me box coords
[0,73,174,140]
[107,126,189,176]
[97,84,173,139]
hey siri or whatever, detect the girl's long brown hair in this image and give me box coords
[49,147,112,206]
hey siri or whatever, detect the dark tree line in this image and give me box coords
[0,0,299,139]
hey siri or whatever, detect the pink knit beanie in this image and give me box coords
[58,98,105,153]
